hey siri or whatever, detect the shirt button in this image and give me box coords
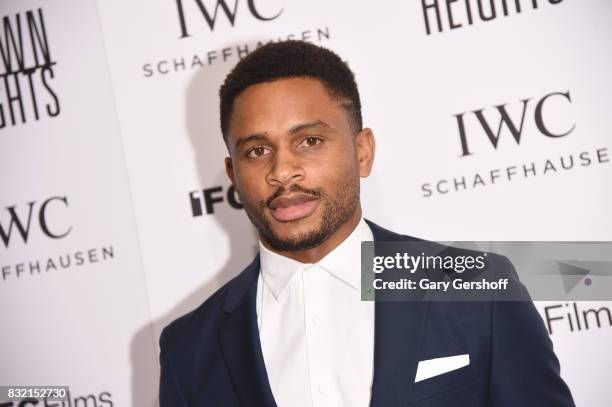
[318,384,328,394]
[312,316,322,326]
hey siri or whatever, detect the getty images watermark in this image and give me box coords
[360,241,612,302]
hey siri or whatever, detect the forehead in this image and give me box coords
[227,77,350,141]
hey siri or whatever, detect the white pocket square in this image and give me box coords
[414,354,470,383]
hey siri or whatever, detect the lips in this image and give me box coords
[268,193,319,222]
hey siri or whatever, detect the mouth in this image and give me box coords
[268,193,319,222]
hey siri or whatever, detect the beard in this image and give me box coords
[239,176,360,252]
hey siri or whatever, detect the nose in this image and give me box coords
[265,148,305,187]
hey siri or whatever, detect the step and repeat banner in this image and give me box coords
[2,0,611,406]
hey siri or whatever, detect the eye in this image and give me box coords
[246,146,270,158]
[298,136,323,148]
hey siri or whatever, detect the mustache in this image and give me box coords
[265,184,322,208]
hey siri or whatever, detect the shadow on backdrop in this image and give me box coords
[130,41,259,407]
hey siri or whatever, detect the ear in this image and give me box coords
[225,156,236,186]
[355,127,375,177]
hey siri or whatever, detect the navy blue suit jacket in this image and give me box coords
[159,220,575,406]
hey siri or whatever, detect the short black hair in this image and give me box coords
[219,40,362,143]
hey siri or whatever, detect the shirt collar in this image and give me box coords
[258,217,374,300]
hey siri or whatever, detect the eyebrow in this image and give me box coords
[289,120,332,134]
[234,133,267,150]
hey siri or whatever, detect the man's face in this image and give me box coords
[225,77,374,252]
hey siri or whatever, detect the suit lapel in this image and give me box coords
[366,220,431,407]
[219,255,277,407]
[217,220,429,407]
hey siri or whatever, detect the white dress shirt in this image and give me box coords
[256,218,375,407]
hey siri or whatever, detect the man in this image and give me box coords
[159,41,574,406]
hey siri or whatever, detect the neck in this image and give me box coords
[261,206,362,263]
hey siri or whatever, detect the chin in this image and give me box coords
[273,217,320,236]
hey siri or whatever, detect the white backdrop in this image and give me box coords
[1,0,611,405]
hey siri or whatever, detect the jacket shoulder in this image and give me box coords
[159,256,259,352]
[366,218,504,261]
[159,278,230,352]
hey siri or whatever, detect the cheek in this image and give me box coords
[233,166,268,202]
[235,179,257,202]
[318,153,359,179]
[313,164,358,198]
